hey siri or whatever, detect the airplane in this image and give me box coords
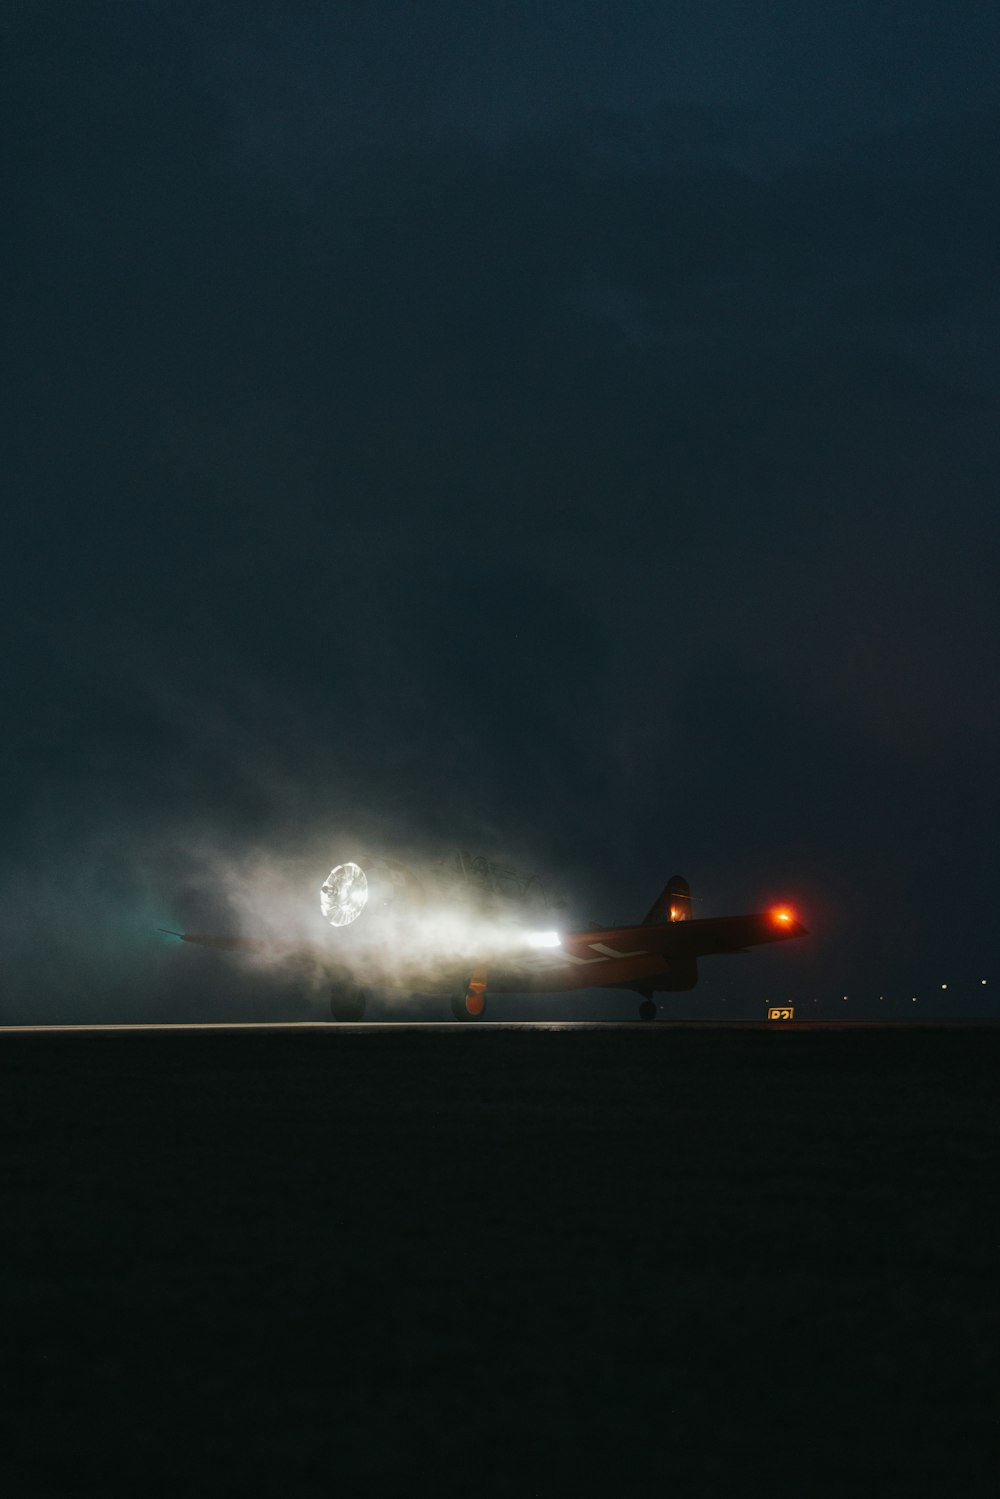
[165,852,807,1021]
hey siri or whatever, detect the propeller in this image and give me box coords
[320,862,369,928]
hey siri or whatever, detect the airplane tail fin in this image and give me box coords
[643,874,691,926]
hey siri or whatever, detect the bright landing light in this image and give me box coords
[526,931,561,948]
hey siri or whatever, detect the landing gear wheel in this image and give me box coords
[638,998,657,1022]
[451,991,486,1021]
[330,985,367,1022]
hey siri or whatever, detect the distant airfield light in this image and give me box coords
[941,983,947,990]
[982,980,988,985]
[527,931,561,948]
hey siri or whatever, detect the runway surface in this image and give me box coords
[3,1023,998,1495]
[4,1018,997,1033]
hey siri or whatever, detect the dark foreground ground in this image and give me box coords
[2,1024,998,1497]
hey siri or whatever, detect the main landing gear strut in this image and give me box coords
[330,984,368,1022]
[451,967,488,1021]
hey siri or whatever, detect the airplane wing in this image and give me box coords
[160,929,341,965]
[163,909,805,965]
[632,908,807,957]
[487,909,807,992]
[529,909,804,962]
[162,930,269,952]
[163,908,806,997]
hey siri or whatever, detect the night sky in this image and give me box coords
[5,1,999,1020]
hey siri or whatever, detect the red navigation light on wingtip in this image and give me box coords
[771,906,795,926]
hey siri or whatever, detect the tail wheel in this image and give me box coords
[330,985,367,1022]
[638,998,656,1022]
